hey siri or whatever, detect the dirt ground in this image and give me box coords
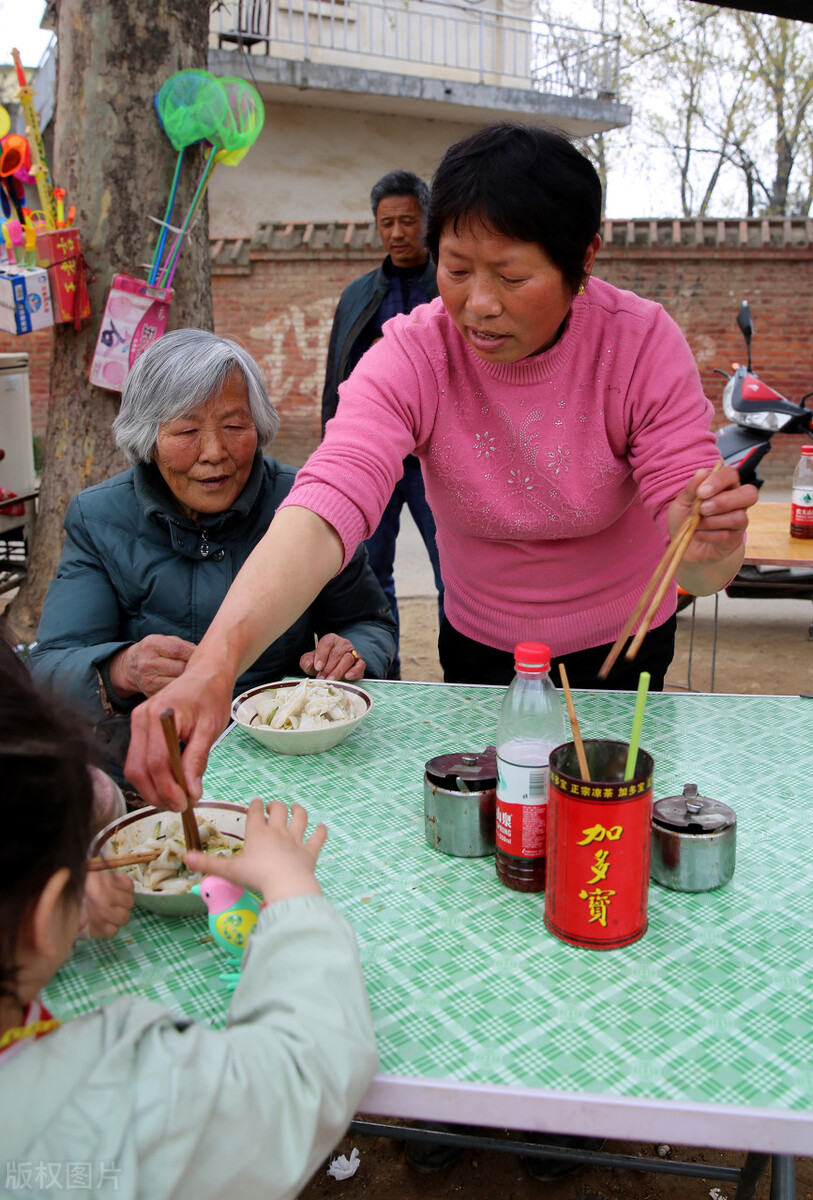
[395,591,813,696]
[300,1129,811,1200]
[297,594,813,1200]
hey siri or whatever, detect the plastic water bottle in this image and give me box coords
[495,642,565,893]
[790,445,813,539]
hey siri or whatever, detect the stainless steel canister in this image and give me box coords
[424,747,497,857]
[650,782,736,892]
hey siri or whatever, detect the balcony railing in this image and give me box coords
[213,0,620,100]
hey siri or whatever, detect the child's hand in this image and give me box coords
[79,870,135,939]
[185,798,327,906]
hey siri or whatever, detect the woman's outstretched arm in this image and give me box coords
[125,506,344,809]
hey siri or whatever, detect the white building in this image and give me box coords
[37,0,630,237]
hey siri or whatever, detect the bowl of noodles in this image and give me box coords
[231,678,373,755]
[88,801,248,917]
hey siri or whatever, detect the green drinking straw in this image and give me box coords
[624,671,651,780]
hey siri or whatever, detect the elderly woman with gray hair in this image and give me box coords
[30,329,396,790]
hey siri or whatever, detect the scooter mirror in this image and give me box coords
[736,301,753,371]
[736,301,754,342]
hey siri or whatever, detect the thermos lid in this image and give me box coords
[425,747,497,791]
[653,782,736,834]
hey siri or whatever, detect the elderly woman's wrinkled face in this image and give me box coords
[153,372,258,520]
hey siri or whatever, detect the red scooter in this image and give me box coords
[677,301,813,621]
[714,300,813,487]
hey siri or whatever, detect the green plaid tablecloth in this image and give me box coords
[46,683,813,1149]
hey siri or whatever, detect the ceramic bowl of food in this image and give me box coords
[88,801,247,918]
[231,678,373,756]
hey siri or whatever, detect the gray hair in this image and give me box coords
[370,170,430,218]
[112,329,280,464]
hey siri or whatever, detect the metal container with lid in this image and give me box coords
[424,747,497,857]
[651,782,737,892]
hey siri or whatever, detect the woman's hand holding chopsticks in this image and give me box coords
[600,462,757,679]
[665,464,758,597]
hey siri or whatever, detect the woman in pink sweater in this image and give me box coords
[126,125,756,802]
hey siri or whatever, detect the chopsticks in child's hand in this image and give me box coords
[160,707,202,853]
[559,663,590,781]
[87,849,162,872]
[599,462,722,679]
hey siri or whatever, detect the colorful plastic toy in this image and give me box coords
[11,49,57,229]
[191,875,260,987]
[150,69,264,287]
[149,70,221,284]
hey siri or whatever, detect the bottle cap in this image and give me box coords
[513,641,551,670]
[801,446,813,457]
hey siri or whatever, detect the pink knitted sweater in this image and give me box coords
[283,278,718,658]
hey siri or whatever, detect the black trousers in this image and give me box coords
[438,614,677,692]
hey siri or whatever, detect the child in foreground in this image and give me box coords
[0,642,377,1199]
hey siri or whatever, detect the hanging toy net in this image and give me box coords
[150,70,264,288]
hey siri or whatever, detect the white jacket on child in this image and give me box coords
[0,895,378,1200]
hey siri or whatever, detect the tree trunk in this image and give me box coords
[5,0,213,640]
[768,129,793,215]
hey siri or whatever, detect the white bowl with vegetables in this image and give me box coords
[88,802,247,918]
[231,678,373,755]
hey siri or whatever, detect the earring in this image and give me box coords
[577,280,587,297]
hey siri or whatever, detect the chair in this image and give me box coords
[217,0,270,51]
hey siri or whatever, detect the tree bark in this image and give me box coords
[6,0,213,640]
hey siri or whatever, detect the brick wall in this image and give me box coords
[594,218,813,482]
[4,218,811,484]
[211,245,382,465]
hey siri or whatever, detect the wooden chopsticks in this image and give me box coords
[599,463,721,680]
[559,663,590,781]
[160,707,202,852]
[87,849,162,872]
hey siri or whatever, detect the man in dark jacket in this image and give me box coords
[321,170,444,679]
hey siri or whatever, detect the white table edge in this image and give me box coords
[361,1074,812,1157]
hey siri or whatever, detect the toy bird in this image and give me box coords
[192,876,260,987]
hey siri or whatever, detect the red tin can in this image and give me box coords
[545,740,654,950]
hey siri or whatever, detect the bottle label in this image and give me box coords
[791,487,813,526]
[496,758,549,858]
